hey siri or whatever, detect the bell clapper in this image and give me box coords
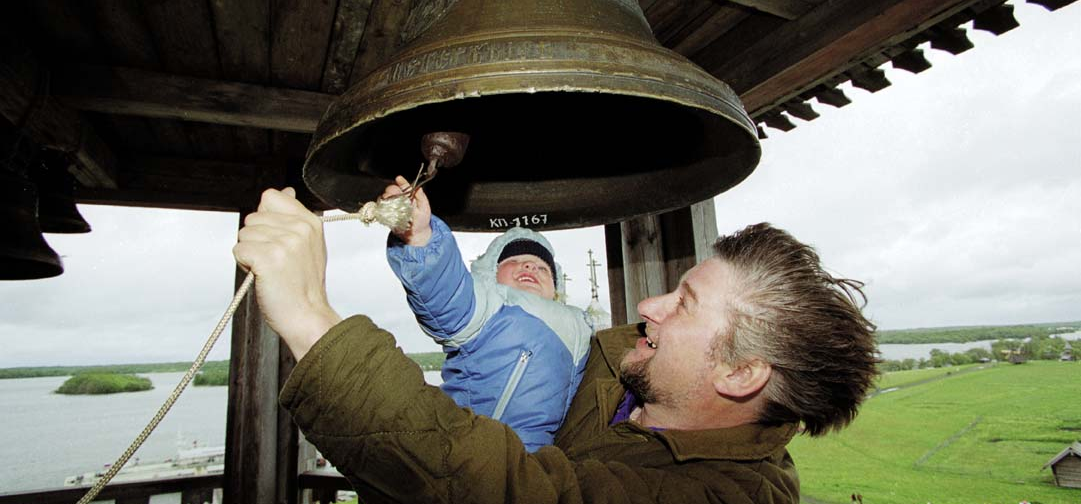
[333,132,471,232]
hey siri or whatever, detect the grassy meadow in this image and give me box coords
[790,360,1081,504]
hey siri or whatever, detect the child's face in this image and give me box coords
[496,254,556,300]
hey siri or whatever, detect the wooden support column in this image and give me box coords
[224,201,298,503]
[604,223,627,327]
[224,249,282,504]
[612,199,719,324]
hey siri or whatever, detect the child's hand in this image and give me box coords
[382,175,432,246]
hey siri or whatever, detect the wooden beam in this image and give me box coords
[604,223,628,327]
[620,215,666,324]
[713,0,980,115]
[0,37,118,189]
[726,0,817,20]
[224,235,284,504]
[74,156,282,211]
[53,65,334,133]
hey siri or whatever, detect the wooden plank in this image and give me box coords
[690,12,786,75]
[669,6,749,58]
[224,231,284,504]
[650,0,716,46]
[142,0,220,79]
[85,0,198,158]
[642,0,683,37]
[277,335,300,504]
[689,199,719,263]
[604,223,628,326]
[349,0,415,85]
[211,0,273,157]
[54,65,334,133]
[143,0,242,160]
[718,0,979,115]
[726,0,818,20]
[75,156,261,211]
[0,35,118,188]
[89,0,159,68]
[620,215,666,324]
[212,0,271,84]
[270,0,338,89]
[323,0,375,93]
[28,1,104,63]
[616,201,719,323]
[658,207,697,294]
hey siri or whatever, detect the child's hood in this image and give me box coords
[471,226,563,293]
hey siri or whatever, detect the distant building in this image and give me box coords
[1062,341,1074,362]
[1001,348,1026,364]
[1043,442,1081,489]
[585,250,610,330]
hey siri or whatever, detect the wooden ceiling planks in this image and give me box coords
[143,0,237,162]
[645,0,720,47]
[210,0,273,160]
[670,6,750,58]
[270,0,338,91]
[78,0,190,159]
[4,0,1076,212]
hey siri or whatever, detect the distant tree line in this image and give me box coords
[879,333,1073,372]
[0,361,212,379]
[1,351,446,382]
[876,322,1079,344]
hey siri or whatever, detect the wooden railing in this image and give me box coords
[0,470,353,504]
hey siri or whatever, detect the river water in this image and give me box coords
[3,330,1077,494]
[0,370,443,495]
[877,330,1081,361]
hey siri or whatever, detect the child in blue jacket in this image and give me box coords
[383,176,593,452]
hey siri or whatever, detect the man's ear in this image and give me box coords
[712,359,772,398]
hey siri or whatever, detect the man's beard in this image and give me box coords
[620,356,670,405]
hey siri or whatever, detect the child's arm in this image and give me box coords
[384,176,476,341]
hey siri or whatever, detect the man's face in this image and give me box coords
[620,258,736,406]
[496,254,556,300]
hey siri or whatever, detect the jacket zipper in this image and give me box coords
[492,350,532,421]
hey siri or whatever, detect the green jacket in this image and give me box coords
[281,315,800,504]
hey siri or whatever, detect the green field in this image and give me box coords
[790,360,1081,504]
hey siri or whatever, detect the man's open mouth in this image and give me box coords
[646,337,658,349]
[516,274,538,284]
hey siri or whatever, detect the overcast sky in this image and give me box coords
[1,3,1078,367]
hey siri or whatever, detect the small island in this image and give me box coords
[55,373,153,395]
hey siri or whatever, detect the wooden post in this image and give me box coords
[612,199,719,324]
[604,223,627,327]
[224,209,296,504]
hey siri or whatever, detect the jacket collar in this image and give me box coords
[594,324,799,461]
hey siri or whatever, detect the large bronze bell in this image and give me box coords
[0,171,64,280]
[304,0,760,231]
